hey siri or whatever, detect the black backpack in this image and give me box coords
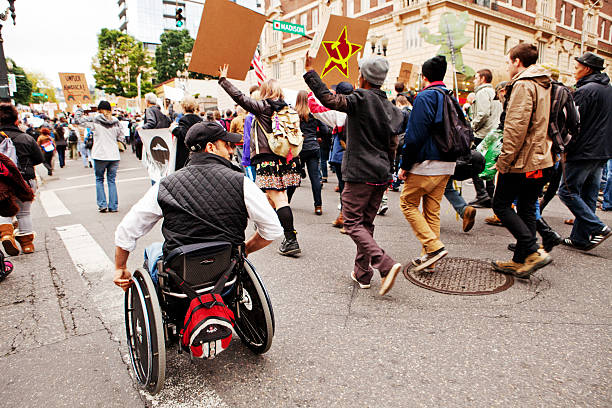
[430,88,474,161]
[68,130,78,143]
[548,81,580,155]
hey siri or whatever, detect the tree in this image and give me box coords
[92,28,154,97]
[155,30,192,83]
[26,71,57,104]
[6,58,32,105]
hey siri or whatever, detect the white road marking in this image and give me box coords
[65,167,141,180]
[39,190,71,217]
[55,224,123,326]
[48,176,149,192]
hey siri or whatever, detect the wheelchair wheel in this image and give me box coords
[233,258,275,354]
[125,268,166,394]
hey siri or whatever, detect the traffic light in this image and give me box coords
[175,7,184,28]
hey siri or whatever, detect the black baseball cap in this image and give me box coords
[185,121,242,151]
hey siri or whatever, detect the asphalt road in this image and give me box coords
[1,151,610,407]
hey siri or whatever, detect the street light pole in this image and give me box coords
[0,1,16,102]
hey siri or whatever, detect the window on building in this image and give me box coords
[312,7,318,29]
[539,0,549,17]
[331,1,341,15]
[300,13,307,29]
[361,0,368,13]
[537,41,545,63]
[474,22,489,51]
[504,36,511,54]
[557,51,562,67]
[585,14,592,33]
[570,9,575,28]
[291,61,297,76]
[559,4,565,25]
[404,21,423,49]
[602,21,606,38]
[609,23,612,42]
[347,0,354,16]
[273,62,280,79]
[521,0,526,9]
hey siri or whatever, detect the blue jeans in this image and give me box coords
[319,147,329,179]
[603,159,612,211]
[444,179,467,217]
[301,149,322,206]
[94,159,119,211]
[558,160,607,245]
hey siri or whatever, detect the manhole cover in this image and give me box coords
[403,257,514,296]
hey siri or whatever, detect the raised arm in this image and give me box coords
[217,64,268,115]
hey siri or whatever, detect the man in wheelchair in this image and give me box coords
[113,121,283,290]
[112,122,283,392]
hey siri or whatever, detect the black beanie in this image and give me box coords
[422,55,447,82]
[98,100,112,111]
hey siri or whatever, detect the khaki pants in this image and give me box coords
[399,173,450,254]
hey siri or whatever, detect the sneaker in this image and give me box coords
[379,263,402,296]
[351,271,371,289]
[468,196,491,208]
[278,238,301,257]
[485,214,503,226]
[492,259,523,275]
[332,213,343,228]
[411,247,448,272]
[562,237,590,250]
[339,227,347,235]
[587,226,612,250]
[462,206,476,232]
[515,249,552,278]
[98,207,108,213]
[321,177,328,183]
[377,204,389,216]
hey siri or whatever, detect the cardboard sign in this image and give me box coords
[397,62,420,89]
[139,128,176,182]
[309,15,370,87]
[58,73,91,108]
[188,0,267,80]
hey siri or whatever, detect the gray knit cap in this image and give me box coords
[358,56,389,86]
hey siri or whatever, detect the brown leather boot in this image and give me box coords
[1,223,19,256]
[15,233,35,254]
[332,213,343,228]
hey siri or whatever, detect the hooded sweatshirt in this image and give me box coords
[567,72,612,161]
[76,114,123,161]
[496,64,554,174]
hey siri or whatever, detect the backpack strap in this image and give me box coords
[165,255,239,300]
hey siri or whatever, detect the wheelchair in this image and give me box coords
[124,241,275,394]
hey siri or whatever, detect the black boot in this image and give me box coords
[536,218,562,253]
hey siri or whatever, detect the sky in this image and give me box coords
[3,0,118,88]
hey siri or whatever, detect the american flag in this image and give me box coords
[250,48,266,86]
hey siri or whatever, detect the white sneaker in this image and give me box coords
[351,271,370,289]
[379,263,402,296]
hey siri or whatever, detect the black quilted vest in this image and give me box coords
[157,153,247,254]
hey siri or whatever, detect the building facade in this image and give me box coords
[260,0,612,92]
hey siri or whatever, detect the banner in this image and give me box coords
[139,128,176,182]
[188,0,267,80]
[58,73,91,109]
[308,15,370,87]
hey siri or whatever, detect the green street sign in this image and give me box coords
[272,20,305,36]
[32,92,45,96]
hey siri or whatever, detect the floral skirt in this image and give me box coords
[255,159,301,191]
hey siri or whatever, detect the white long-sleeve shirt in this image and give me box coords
[115,177,283,252]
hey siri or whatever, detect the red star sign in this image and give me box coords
[321,26,362,79]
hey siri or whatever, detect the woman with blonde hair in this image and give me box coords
[218,64,301,257]
[295,90,325,215]
[172,95,202,170]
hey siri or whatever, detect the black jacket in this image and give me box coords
[142,105,170,130]
[171,113,202,170]
[299,114,323,152]
[157,153,248,255]
[1,125,44,180]
[567,72,612,161]
[304,70,403,184]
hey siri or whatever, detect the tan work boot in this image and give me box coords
[15,233,35,254]
[492,259,523,275]
[515,249,552,279]
[462,206,476,232]
[332,213,343,228]
[1,223,19,256]
[485,214,503,226]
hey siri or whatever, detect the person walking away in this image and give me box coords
[295,90,324,215]
[54,125,67,168]
[242,87,260,182]
[37,127,55,176]
[304,53,403,295]
[491,43,554,278]
[142,93,171,131]
[391,95,412,191]
[559,52,612,250]
[230,106,247,167]
[67,124,78,159]
[0,103,43,254]
[218,65,302,257]
[308,82,354,229]
[469,69,501,208]
[398,55,456,273]
[76,101,124,213]
[171,96,202,170]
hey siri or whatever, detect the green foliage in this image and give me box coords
[420,11,475,78]
[26,71,57,103]
[155,30,193,83]
[6,58,32,105]
[92,28,154,97]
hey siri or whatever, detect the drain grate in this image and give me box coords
[403,257,514,296]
